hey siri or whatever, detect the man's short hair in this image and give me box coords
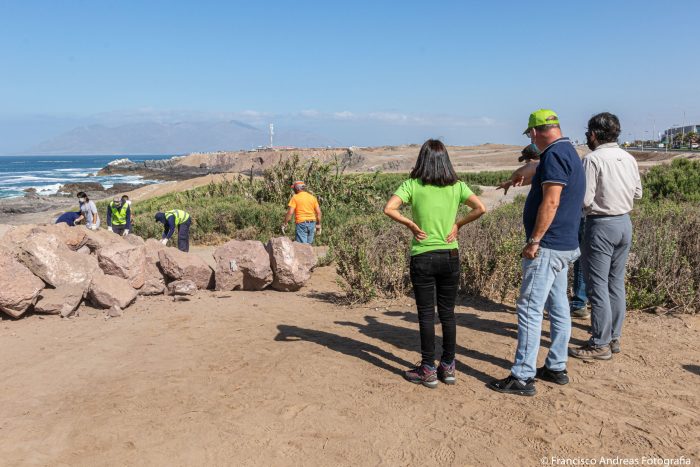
[533,123,561,133]
[587,112,621,144]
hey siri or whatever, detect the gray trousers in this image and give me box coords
[582,214,632,347]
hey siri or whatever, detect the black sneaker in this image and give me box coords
[437,360,456,385]
[536,366,569,385]
[487,375,536,396]
[610,338,621,354]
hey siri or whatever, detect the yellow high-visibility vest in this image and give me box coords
[165,209,190,226]
[109,202,128,225]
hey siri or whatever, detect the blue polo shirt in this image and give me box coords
[523,137,585,251]
[55,211,81,226]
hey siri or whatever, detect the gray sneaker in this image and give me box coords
[610,338,621,354]
[570,307,590,319]
[569,344,612,361]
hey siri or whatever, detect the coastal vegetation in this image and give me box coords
[110,156,700,313]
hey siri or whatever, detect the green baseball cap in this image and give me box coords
[523,109,560,134]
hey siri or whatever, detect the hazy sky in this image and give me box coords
[1,0,698,153]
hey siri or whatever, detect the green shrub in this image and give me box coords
[458,197,525,303]
[642,158,700,202]
[626,200,700,312]
[332,215,411,303]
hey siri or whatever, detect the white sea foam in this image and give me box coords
[107,158,132,166]
[26,183,63,195]
[1,175,62,183]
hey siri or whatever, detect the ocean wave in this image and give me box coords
[0,175,63,183]
[25,183,63,195]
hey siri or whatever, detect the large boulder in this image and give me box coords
[139,239,167,296]
[124,234,146,246]
[34,286,83,317]
[87,273,138,309]
[0,253,45,318]
[158,248,214,290]
[84,228,123,253]
[18,233,100,292]
[97,242,146,289]
[1,225,36,258]
[266,237,318,292]
[167,279,197,296]
[213,240,273,291]
[33,223,88,251]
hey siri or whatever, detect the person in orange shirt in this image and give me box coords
[282,181,322,244]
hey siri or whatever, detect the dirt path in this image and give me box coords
[0,266,698,466]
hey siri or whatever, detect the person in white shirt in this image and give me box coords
[570,112,642,361]
[74,191,100,230]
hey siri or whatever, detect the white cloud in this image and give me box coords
[332,111,355,119]
[41,108,499,130]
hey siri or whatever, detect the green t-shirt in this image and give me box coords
[394,178,474,256]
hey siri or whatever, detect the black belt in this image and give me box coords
[586,213,629,219]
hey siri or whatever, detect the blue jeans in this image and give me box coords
[511,247,580,381]
[295,221,316,244]
[570,219,588,310]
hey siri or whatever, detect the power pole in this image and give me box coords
[269,123,274,149]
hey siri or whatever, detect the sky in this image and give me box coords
[0,0,698,154]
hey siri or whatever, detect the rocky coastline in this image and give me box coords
[97,156,225,180]
[0,182,149,216]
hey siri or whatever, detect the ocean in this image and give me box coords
[0,155,175,199]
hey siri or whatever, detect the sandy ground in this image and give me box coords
[0,264,698,466]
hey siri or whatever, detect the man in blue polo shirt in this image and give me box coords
[489,109,585,396]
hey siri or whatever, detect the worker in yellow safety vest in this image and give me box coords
[154,209,191,252]
[106,196,131,236]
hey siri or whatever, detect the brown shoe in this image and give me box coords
[569,343,612,361]
[610,339,621,354]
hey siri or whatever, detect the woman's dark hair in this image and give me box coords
[587,112,621,144]
[76,191,88,199]
[410,139,458,186]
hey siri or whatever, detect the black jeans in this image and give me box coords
[178,218,191,252]
[112,225,126,236]
[409,249,460,367]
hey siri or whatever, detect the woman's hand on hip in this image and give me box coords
[446,224,460,243]
[408,222,427,241]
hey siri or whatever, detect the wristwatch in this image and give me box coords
[527,237,541,245]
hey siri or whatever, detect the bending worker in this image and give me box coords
[55,211,81,226]
[106,196,131,236]
[282,180,321,244]
[155,209,191,252]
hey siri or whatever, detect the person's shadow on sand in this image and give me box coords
[274,324,412,376]
[335,315,511,384]
[385,309,589,348]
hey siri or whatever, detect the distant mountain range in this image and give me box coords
[23,120,341,155]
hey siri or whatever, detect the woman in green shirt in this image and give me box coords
[384,139,486,388]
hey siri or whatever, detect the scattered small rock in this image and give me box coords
[167,279,197,296]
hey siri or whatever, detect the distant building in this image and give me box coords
[664,124,699,139]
